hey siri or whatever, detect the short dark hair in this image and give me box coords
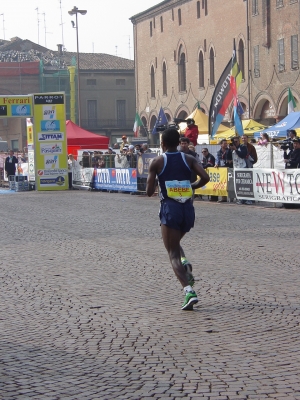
[162,128,180,147]
[179,137,190,144]
[289,130,297,136]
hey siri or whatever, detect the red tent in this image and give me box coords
[66,120,109,155]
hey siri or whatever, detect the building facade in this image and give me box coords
[0,38,135,150]
[130,0,300,141]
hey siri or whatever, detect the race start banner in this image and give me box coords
[32,93,68,191]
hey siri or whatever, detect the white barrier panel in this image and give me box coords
[234,168,300,204]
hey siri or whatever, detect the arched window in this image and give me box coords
[209,48,215,85]
[150,66,155,98]
[199,51,204,88]
[162,62,167,96]
[178,46,186,92]
[238,39,245,79]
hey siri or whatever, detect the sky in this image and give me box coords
[0,0,160,59]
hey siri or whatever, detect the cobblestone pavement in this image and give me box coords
[1,191,300,400]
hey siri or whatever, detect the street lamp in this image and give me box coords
[68,6,87,127]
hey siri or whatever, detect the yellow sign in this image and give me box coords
[26,118,34,146]
[195,167,228,196]
[0,96,33,118]
[32,93,68,191]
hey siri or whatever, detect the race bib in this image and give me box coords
[165,180,193,203]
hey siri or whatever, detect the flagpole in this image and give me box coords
[244,0,251,118]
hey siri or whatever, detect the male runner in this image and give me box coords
[146,128,209,310]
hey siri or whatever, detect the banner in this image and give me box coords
[32,93,68,191]
[195,167,228,196]
[209,60,232,138]
[234,168,300,203]
[0,96,33,118]
[72,166,138,191]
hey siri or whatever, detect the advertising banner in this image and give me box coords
[0,96,33,118]
[137,153,156,178]
[32,93,68,191]
[195,167,228,196]
[93,168,137,191]
[234,168,300,204]
[72,166,138,191]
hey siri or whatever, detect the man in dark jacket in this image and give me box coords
[201,148,218,202]
[5,150,18,179]
[215,139,232,202]
[284,137,300,169]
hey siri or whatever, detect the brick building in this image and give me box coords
[0,38,135,150]
[130,0,300,142]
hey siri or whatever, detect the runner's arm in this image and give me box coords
[190,157,210,190]
[146,158,159,197]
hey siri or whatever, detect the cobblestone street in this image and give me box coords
[1,190,300,400]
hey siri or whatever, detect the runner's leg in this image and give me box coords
[161,224,188,287]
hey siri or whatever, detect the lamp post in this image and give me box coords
[68,6,87,127]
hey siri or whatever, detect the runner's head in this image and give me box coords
[161,128,180,149]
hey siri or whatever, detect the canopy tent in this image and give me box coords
[179,108,228,135]
[213,119,268,141]
[66,120,109,153]
[253,112,300,139]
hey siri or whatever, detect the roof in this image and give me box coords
[58,52,134,71]
[130,0,172,21]
[0,38,134,71]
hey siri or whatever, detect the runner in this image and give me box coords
[146,128,209,310]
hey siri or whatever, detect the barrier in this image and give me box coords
[72,153,157,192]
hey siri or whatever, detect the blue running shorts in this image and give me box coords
[159,198,195,232]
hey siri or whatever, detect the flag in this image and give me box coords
[133,112,143,137]
[209,59,233,138]
[230,40,244,136]
[288,88,296,114]
[152,107,168,134]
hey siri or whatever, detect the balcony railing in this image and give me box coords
[81,119,135,130]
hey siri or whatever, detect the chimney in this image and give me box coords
[57,44,63,55]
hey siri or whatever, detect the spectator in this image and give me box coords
[120,135,129,151]
[67,154,75,189]
[127,145,137,168]
[230,137,247,169]
[97,157,105,168]
[104,147,115,168]
[116,147,130,168]
[201,147,217,202]
[215,139,232,203]
[81,151,90,168]
[5,150,18,179]
[284,137,300,169]
[241,134,257,167]
[201,148,215,169]
[184,118,199,146]
[113,143,119,149]
[134,144,142,154]
[258,133,270,146]
[142,143,152,153]
[229,137,251,205]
